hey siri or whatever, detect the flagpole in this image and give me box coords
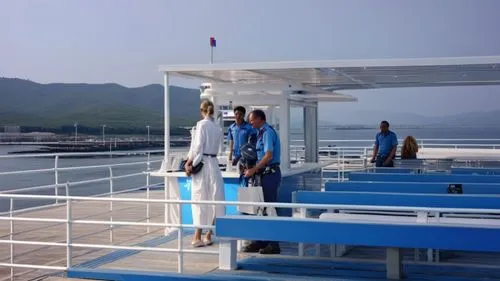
[209,36,216,64]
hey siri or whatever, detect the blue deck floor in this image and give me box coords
[68,255,500,281]
[67,229,500,280]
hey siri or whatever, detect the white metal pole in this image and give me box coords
[65,183,72,268]
[279,94,290,171]
[54,155,59,204]
[108,166,114,243]
[146,125,150,144]
[164,72,171,236]
[9,198,14,281]
[177,203,183,273]
[74,123,78,146]
[102,124,106,145]
[146,152,151,233]
[210,47,213,64]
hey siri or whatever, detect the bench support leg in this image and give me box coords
[386,247,403,280]
[335,244,347,257]
[219,240,237,270]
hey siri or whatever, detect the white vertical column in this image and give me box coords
[303,102,318,163]
[164,72,170,167]
[279,94,290,171]
[163,72,170,236]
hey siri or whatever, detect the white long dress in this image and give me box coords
[188,117,225,226]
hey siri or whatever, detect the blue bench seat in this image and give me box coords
[216,215,500,279]
[348,172,500,183]
[294,190,500,209]
[325,181,500,194]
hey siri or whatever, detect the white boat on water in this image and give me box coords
[2,55,500,281]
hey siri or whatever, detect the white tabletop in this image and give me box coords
[150,162,333,179]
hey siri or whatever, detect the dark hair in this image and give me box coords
[250,109,266,121]
[380,120,390,127]
[233,106,246,115]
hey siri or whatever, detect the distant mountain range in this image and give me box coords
[1,77,498,135]
[0,77,200,134]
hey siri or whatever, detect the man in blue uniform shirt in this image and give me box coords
[243,109,281,254]
[227,106,257,166]
[370,120,398,167]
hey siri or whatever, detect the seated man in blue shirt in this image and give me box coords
[227,106,257,167]
[243,109,281,255]
[370,120,398,167]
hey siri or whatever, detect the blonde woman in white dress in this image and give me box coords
[185,99,225,247]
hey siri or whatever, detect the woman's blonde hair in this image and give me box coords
[200,99,215,116]
[401,135,419,159]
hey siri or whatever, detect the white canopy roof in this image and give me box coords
[160,56,500,96]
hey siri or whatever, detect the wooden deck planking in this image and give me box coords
[0,189,171,280]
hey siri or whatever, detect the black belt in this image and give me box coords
[258,163,280,175]
[203,153,217,157]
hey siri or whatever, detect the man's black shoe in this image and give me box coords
[259,244,280,254]
[242,243,261,253]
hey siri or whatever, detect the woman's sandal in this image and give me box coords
[191,240,204,248]
[203,238,213,246]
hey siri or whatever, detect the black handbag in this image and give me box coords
[179,159,204,174]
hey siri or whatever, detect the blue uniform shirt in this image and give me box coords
[375,130,398,157]
[256,123,280,165]
[227,121,257,158]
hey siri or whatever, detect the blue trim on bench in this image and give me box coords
[371,168,417,173]
[294,191,500,209]
[234,257,500,281]
[216,216,500,252]
[325,181,500,194]
[348,172,500,183]
[452,167,500,175]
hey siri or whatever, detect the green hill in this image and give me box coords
[0,78,201,134]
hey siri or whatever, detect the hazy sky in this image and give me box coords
[1,0,500,120]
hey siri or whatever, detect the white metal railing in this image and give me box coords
[290,139,500,161]
[1,192,500,279]
[2,139,500,278]
[0,150,164,211]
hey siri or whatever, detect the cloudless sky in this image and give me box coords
[1,0,500,120]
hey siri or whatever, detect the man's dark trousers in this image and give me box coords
[255,167,281,248]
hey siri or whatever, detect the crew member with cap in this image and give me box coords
[227,106,257,167]
[243,109,281,255]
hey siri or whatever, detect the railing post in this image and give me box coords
[146,153,151,233]
[54,155,59,204]
[9,198,14,281]
[341,149,345,181]
[363,147,367,170]
[337,149,340,182]
[165,178,170,236]
[108,166,114,243]
[65,183,72,268]
[177,202,183,274]
[298,207,306,257]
